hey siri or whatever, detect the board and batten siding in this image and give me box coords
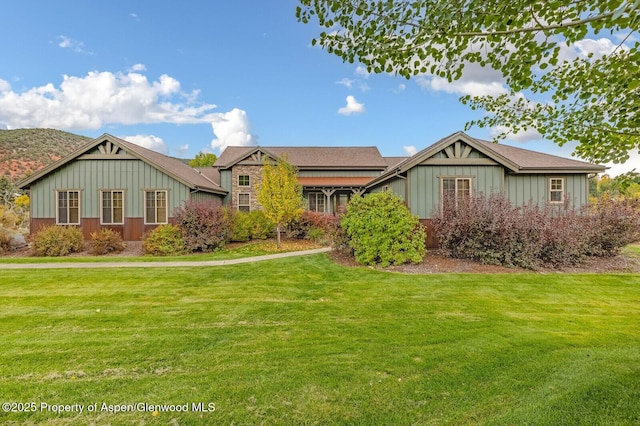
[408,165,505,218]
[368,176,406,200]
[505,174,589,207]
[29,158,192,219]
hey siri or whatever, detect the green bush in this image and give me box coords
[142,225,186,256]
[231,210,275,242]
[248,210,275,240]
[231,211,252,242]
[90,228,125,255]
[32,225,84,257]
[341,191,426,267]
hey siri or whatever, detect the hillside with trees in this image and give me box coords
[0,128,92,180]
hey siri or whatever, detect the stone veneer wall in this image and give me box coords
[231,164,264,211]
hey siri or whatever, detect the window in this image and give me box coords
[308,193,326,213]
[57,190,80,224]
[441,178,472,205]
[145,190,168,224]
[101,190,124,224]
[238,193,250,212]
[549,178,565,203]
[238,175,250,187]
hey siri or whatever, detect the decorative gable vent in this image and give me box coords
[444,141,472,159]
[97,141,120,155]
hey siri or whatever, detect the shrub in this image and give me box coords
[584,197,640,256]
[230,210,275,242]
[0,226,12,254]
[142,225,185,256]
[341,191,426,267]
[231,211,252,242]
[90,228,125,255]
[287,210,340,245]
[432,193,640,269]
[32,225,84,257]
[248,210,275,240]
[173,200,231,252]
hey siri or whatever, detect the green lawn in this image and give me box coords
[0,255,639,425]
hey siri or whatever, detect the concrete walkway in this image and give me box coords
[0,247,332,269]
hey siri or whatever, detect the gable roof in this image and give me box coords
[17,133,227,195]
[215,146,388,170]
[367,131,606,188]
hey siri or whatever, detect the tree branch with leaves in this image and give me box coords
[297,0,640,165]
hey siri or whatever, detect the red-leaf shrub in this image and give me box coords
[432,193,640,269]
[173,200,231,252]
[286,210,341,245]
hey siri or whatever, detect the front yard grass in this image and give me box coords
[0,254,639,424]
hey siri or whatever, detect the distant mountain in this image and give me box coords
[0,129,92,180]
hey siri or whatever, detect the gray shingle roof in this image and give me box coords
[215,146,388,169]
[18,134,227,194]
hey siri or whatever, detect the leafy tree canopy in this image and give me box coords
[296,0,640,165]
[257,155,305,247]
[189,152,218,167]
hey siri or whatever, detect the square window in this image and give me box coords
[238,175,250,187]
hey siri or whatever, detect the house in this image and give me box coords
[18,131,606,244]
[365,132,606,246]
[212,145,399,214]
[17,134,227,241]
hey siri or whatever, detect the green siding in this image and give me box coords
[408,165,504,218]
[220,170,232,204]
[29,158,193,219]
[505,174,588,207]
[369,177,406,199]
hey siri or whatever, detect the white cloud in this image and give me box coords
[129,63,147,72]
[336,78,354,88]
[394,83,406,94]
[605,150,640,177]
[58,35,93,55]
[417,62,508,97]
[338,95,365,116]
[210,108,258,152]
[176,144,189,156]
[354,66,370,79]
[121,134,169,155]
[490,125,543,143]
[403,145,417,156]
[0,70,222,130]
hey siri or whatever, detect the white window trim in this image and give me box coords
[55,189,81,225]
[238,175,250,187]
[548,177,566,204]
[100,190,125,225]
[144,190,169,225]
[237,192,251,212]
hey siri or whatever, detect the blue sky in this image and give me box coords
[0,0,636,176]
